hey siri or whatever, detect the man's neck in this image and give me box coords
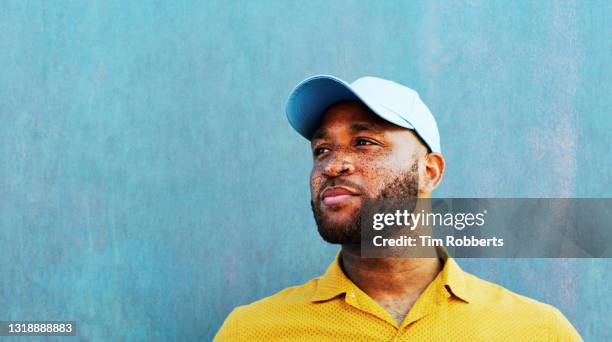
[340,244,442,326]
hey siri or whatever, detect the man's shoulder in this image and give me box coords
[238,276,320,313]
[461,270,582,340]
[214,277,321,341]
[464,271,557,314]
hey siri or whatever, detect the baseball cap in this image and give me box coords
[285,75,441,153]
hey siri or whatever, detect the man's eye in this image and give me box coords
[314,147,328,156]
[356,139,375,146]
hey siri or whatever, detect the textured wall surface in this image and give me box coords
[0,1,610,340]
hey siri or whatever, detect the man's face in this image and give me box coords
[310,101,429,244]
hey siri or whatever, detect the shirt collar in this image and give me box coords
[311,247,472,303]
[436,246,471,303]
[311,250,351,302]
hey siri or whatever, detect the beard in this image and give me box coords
[310,161,419,245]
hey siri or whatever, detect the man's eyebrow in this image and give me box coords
[311,123,385,142]
[350,122,385,134]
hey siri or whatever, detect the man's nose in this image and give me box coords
[323,158,355,177]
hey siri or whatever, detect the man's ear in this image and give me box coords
[420,152,445,194]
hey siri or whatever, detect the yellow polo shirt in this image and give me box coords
[215,251,582,341]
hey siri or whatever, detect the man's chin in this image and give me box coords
[315,216,361,245]
[311,200,362,244]
[319,211,354,224]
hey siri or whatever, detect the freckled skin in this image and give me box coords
[309,101,427,243]
[308,100,446,326]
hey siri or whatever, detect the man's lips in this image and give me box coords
[321,187,360,206]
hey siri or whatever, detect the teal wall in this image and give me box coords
[0,1,610,340]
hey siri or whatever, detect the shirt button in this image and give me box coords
[349,292,355,298]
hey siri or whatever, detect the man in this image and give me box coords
[215,75,582,341]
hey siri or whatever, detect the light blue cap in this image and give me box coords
[285,74,441,153]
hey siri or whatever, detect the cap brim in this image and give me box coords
[286,75,358,140]
[286,75,414,140]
